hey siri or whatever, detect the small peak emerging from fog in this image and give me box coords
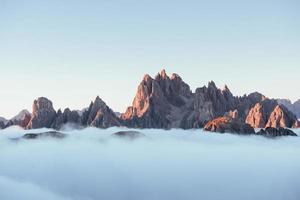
[160,69,167,78]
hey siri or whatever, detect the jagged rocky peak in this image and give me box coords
[208,81,217,89]
[87,96,108,123]
[10,109,32,128]
[157,69,168,79]
[51,107,81,130]
[122,69,192,128]
[245,99,299,128]
[222,84,229,91]
[266,105,300,128]
[82,96,121,128]
[170,73,181,80]
[26,97,57,129]
[245,99,277,128]
[143,74,153,82]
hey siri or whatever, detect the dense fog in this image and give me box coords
[0,126,299,200]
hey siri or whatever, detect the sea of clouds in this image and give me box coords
[0,126,300,200]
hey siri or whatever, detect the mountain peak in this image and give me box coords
[160,69,167,78]
[208,81,217,88]
[222,84,229,91]
[143,74,153,82]
[94,96,104,104]
[170,73,182,81]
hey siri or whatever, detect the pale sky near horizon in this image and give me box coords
[0,0,300,118]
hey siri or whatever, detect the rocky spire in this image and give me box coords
[266,105,300,128]
[83,96,121,128]
[26,97,57,129]
[245,99,299,128]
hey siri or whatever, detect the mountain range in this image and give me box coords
[0,70,299,134]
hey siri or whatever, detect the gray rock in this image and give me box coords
[266,105,300,128]
[112,131,145,139]
[26,97,57,129]
[9,110,31,128]
[51,108,81,130]
[0,117,9,129]
[82,96,121,128]
[256,127,297,137]
[22,131,67,139]
[121,69,300,130]
[277,99,300,118]
[246,100,300,128]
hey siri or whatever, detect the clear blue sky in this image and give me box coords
[0,0,299,118]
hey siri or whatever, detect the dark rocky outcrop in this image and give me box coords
[112,131,145,139]
[180,82,237,128]
[0,117,8,129]
[204,114,255,134]
[51,108,81,129]
[256,127,297,137]
[26,97,57,129]
[22,131,67,139]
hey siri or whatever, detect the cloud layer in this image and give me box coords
[0,127,300,200]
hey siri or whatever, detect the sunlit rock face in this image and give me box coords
[204,115,255,135]
[26,97,57,129]
[266,105,300,128]
[245,99,278,128]
[245,100,300,128]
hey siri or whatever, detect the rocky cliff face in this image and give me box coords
[245,99,278,128]
[24,96,121,130]
[245,100,299,128]
[81,96,121,128]
[26,97,57,129]
[277,99,300,118]
[51,108,81,129]
[266,105,300,128]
